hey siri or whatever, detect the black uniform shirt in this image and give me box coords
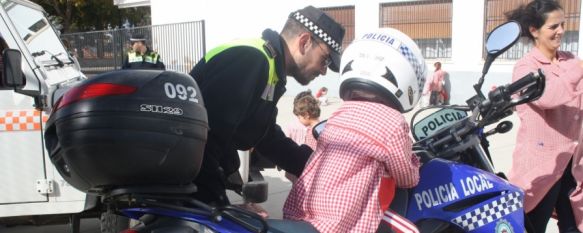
[189,29,312,178]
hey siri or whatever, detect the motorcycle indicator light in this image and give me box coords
[120,229,139,233]
[56,83,137,110]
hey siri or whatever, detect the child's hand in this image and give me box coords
[235,202,270,219]
[285,172,298,183]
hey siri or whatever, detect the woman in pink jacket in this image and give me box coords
[506,1,583,232]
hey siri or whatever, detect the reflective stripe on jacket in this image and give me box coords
[204,39,279,101]
[127,51,160,64]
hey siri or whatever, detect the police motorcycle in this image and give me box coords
[375,21,544,232]
[307,21,542,232]
[310,21,542,233]
[29,65,282,233]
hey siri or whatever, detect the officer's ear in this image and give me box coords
[298,32,311,55]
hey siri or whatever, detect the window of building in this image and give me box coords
[485,0,580,59]
[379,0,453,59]
[321,6,355,51]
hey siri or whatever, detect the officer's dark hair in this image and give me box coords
[281,18,311,40]
[505,0,563,42]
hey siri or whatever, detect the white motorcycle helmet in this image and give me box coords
[339,28,427,112]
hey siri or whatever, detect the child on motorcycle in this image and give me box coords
[281,28,426,233]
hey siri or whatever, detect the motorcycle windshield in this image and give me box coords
[412,108,468,141]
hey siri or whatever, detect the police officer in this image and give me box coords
[122,34,165,70]
[189,5,345,206]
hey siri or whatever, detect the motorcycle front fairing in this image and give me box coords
[407,159,524,232]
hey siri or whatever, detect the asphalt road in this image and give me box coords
[0,218,101,233]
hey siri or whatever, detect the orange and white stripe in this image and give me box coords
[0,110,49,131]
[381,209,420,233]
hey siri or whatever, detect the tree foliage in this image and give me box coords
[31,0,150,33]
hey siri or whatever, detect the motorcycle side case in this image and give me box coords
[44,70,208,193]
[406,159,525,232]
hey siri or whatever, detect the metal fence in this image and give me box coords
[61,20,205,74]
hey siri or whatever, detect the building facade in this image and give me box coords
[114,0,583,103]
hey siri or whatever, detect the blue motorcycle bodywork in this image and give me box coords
[407,158,524,232]
[121,207,255,233]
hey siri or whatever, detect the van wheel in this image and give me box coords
[100,211,130,233]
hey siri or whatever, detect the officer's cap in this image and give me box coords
[289,6,345,72]
[130,34,146,42]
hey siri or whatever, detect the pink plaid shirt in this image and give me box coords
[430,69,446,92]
[284,119,317,150]
[508,47,583,231]
[283,101,420,233]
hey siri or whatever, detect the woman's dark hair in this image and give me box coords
[505,0,563,41]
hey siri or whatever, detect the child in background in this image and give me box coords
[315,86,329,106]
[283,28,424,233]
[284,91,321,182]
[285,93,320,150]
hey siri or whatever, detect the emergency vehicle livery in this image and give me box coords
[0,0,92,228]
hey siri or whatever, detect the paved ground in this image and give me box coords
[1,96,560,233]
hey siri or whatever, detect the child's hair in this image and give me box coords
[294,90,313,105]
[505,0,563,41]
[293,95,320,119]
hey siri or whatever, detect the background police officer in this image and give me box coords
[122,34,165,70]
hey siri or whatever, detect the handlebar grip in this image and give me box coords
[506,70,540,94]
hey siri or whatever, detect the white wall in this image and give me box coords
[146,0,513,70]
[150,0,308,49]
[142,0,583,101]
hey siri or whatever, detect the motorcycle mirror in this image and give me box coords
[312,120,327,140]
[495,120,513,134]
[484,120,513,136]
[474,21,521,97]
[485,21,521,57]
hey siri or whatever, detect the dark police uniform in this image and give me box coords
[122,48,166,70]
[189,29,313,205]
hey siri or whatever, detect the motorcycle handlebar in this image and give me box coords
[506,70,542,95]
[415,69,545,154]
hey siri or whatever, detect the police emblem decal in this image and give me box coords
[495,219,514,233]
[408,86,413,105]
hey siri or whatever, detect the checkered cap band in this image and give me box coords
[292,12,342,53]
[398,45,426,92]
[451,191,523,231]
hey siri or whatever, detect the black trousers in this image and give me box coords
[527,159,580,233]
[430,91,441,105]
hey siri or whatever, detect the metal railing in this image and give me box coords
[61,20,205,74]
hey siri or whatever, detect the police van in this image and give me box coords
[0,0,124,232]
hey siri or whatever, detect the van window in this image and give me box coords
[4,0,68,65]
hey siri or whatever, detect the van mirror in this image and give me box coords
[2,49,24,88]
